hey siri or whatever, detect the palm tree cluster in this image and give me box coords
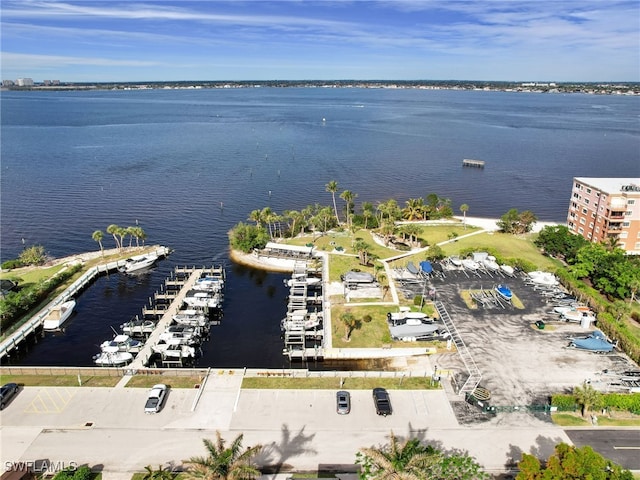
[357,431,488,480]
[92,223,147,253]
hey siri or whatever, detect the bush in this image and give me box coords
[551,394,578,411]
[1,259,23,269]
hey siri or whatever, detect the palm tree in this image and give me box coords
[353,238,372,266]
[339,312,360,341]
[142,465,175,480]
[261,207,274,239]
[460,204,469,229]
[573,382,602,418]
[402,198,425,221]
[183,432,262,480]
[340,190,356,229]
[92,230,104,255]
[325,180,340,224]
[361,201,374,230]
[106,224,121,250]
[248,209,263,227]
[358,431,439,480]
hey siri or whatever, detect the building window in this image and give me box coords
[578,227,584,234]
[626,211,632,216]
[586,188,591,194]
[573,193,580,199]
[580,218,586,225]
[595,227,599,233]
[628,199,635,205]
[635,242,640,249]
[623,222,630,227]
[596,192,600,197]
[589,222,594,228]
[582,208,588,214]
[587,233,592,238]
[592,212,596,218]
[620,232,628,239]
[584,199,590,205]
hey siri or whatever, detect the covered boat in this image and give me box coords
[500,264,515,277]
[568,331,614,353]
[342,271,376,286]
[419,261,433,275]
[388,322,445,341]
[43,300,76,331]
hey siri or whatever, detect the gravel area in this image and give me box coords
[424,267,638,420]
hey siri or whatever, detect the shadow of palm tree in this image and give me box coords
[256,423,317,474]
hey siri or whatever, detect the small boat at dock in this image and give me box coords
[119,254,158,274]
[100,334,143,354]
[43,300,76,331]
[121,318,156,336]
[93,350,133,366]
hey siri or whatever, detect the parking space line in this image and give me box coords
[24,388,76,414]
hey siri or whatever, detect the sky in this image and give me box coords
[1,0,639,83]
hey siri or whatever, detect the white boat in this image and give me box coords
[119,254,158,274]
[158,326,201,345]
[183,291,222,309]
[172,310,208,327]
[562,309,596,323]
[483,256,500,271]
[281,309,322,331]
[462,259,480,270]
[42,300,76,331]
[93,350,133,366]
[500,265,515,276]
[388,307,429,324]
[554,305,589,315]
[494,284,513,301]
[100,334,143,354]
[152,343,196,358]
[449,256,463,267]
[193,276,225,292]
[285,274,322,287]
[528,271,558,286]
[121,318,155,336]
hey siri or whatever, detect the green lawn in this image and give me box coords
[125,375,207,389]
[242,375,440,390]
[0,374,121,387]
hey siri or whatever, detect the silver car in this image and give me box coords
[144,384,167,414]
[336,390,351,414]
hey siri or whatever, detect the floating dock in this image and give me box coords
[462,158,485,168]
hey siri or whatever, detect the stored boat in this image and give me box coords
[93,350,133,366]
[172,310,208,327]
[500,265,515,277]
[483,256,500,271]
[193,276,225,292]
[152,343,196,358]
[183,291,222,309]
[568,331,614,353]
[119,254,157,274]
[494,284,513,301]
[43,300,76,331]
[462,259,480,270]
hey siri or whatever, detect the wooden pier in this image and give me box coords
[462,158,485,168]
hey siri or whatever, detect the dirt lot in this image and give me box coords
[416,267,638,420]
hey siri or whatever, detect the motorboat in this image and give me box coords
[285,274,322,288]
[528,271,558,286]
[93,350,133,366]
[562,309,596,324]
[183,290,222,309]
[494,284,513,301]
[462,259,480,270]
[100,334,143,354]
[193,276,225,292]
[387,307,431,325]
[500,265,515,277]
[118,254,158,274]
[42,300,76,331]
[448,256,462,267]
[281,309,322,331]
[388,321,446,341]
[553,305,590,315]
[419,261,433,275]
[152,343,196,358]
[121,318,155,336]
[406,261,420,275]
[568,331,614,353]
[158,326,201,345]
[483,256,500,271]
[172,310,208,327]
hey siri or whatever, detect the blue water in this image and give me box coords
[2,88,639,367]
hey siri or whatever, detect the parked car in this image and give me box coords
[336,390,351,414]
[0,382,20,410]
[144,384,167,414]
[372,387,392,416]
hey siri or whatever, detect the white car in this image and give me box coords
[144,384,167,414]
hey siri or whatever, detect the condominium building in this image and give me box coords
[567,177,640,254]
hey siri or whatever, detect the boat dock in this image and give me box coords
[126,269,202,369]
[462,158,485,168]
[0,246,170,362]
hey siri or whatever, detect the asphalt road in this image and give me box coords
[565,429,640,470]
[0,375,578,478]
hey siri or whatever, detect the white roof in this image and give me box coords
[264,242,313,254]
[575,177,640,195]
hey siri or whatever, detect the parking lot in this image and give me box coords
[423,266,638,416]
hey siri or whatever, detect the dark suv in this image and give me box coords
[0,383,20,410]
[372,387,392,416]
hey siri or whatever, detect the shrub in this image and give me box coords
[1,259,23,269]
